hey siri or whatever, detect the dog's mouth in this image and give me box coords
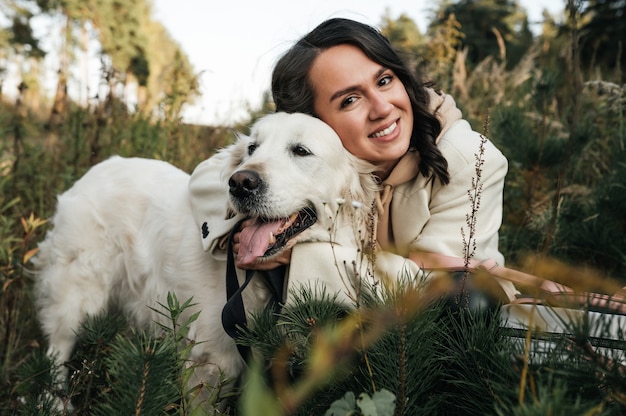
[237,206,317,263]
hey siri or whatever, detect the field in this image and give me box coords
[2,10,626,415]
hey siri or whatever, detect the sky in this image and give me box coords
[152,0,565,126]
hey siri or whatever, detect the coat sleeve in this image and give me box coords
[188,150,245,256]
[410,120,508,266]
[287,241,422,305]
[407,120,517,298]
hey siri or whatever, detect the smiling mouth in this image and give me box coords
[370,121,398,139]
[237,207,317,263]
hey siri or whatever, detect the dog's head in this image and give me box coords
[223,112,377,264]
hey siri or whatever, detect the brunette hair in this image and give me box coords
[271,18,449,184]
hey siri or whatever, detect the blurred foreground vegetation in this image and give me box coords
[1,0,626,414]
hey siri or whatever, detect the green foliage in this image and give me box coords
[12,349,61,415]
[499,309,626,415]
[236,273,515,415]
[420,12,465,91]
[237,284,350,386]
[90,0,152,76]
[8,293,215,415]
[1,0,199,122]
[61,312,128,413]
[93,333,180,416]
[240,359,284,416]
[1,2,626,415]
[0,177,47,409]
[151,293,201,346]
[488,57,626,278]
[236,279,626,415]
[496,378,601,415]
[0,96,234,413]
[380,12,424,54]
[9,14,45,58]
[325,389,396,416]
[431,0,534,68]
[580,0,626,82]
[431,308,519,414]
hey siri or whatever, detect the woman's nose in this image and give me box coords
[368,91,394,120]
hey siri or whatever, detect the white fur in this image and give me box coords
[33,112,377,408]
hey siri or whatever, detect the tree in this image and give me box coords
[380,11,424,55]
[140,20,199,120]
[421,12,466,92]
[89,0,151,90]
[8,13,45,59]
[379,11,466,93]
[579,0,626,82]
[31,0,88,126]
[431,0,534,68]
[11,0,198,123]
[0,1,46,100]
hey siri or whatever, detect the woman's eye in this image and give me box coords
[340,96,357,108]
[379,75,393,86]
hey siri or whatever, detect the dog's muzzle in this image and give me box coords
[229,169,261,199]
[228,170,317,263]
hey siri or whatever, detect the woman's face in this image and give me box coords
[308,44,413,178]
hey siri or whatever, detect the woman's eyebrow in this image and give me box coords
[329,67,388,103]
[330,86,358,103]
[373,66,388,80]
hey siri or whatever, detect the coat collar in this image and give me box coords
[373,89,463,250]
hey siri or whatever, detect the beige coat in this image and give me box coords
[188,90,515,302]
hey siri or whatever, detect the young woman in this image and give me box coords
[189,18,517,302]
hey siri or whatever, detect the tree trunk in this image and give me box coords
[80,22,89,107]
[452,48,469,101]
[48,13,71,129]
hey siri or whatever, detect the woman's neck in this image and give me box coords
[374,159,400,182]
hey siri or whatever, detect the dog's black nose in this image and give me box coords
[229,170,261,198]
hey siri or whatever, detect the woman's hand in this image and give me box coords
[233,218,292,270]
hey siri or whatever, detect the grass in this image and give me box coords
[1,19,626,413]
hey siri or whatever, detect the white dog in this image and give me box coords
[33,112,377,408]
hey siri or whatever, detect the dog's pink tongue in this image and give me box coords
[237,220,282,264]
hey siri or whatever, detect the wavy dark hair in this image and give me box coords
[271,18,450,184]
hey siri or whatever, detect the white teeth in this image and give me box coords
[371,122,397,138]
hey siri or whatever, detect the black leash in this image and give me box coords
[221,219,286,362]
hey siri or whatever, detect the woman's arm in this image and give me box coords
[287,241,422,305]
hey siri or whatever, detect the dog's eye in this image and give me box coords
[291,145,311,157]
[247,143,257,155]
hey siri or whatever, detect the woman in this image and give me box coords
[189,18,517,302]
